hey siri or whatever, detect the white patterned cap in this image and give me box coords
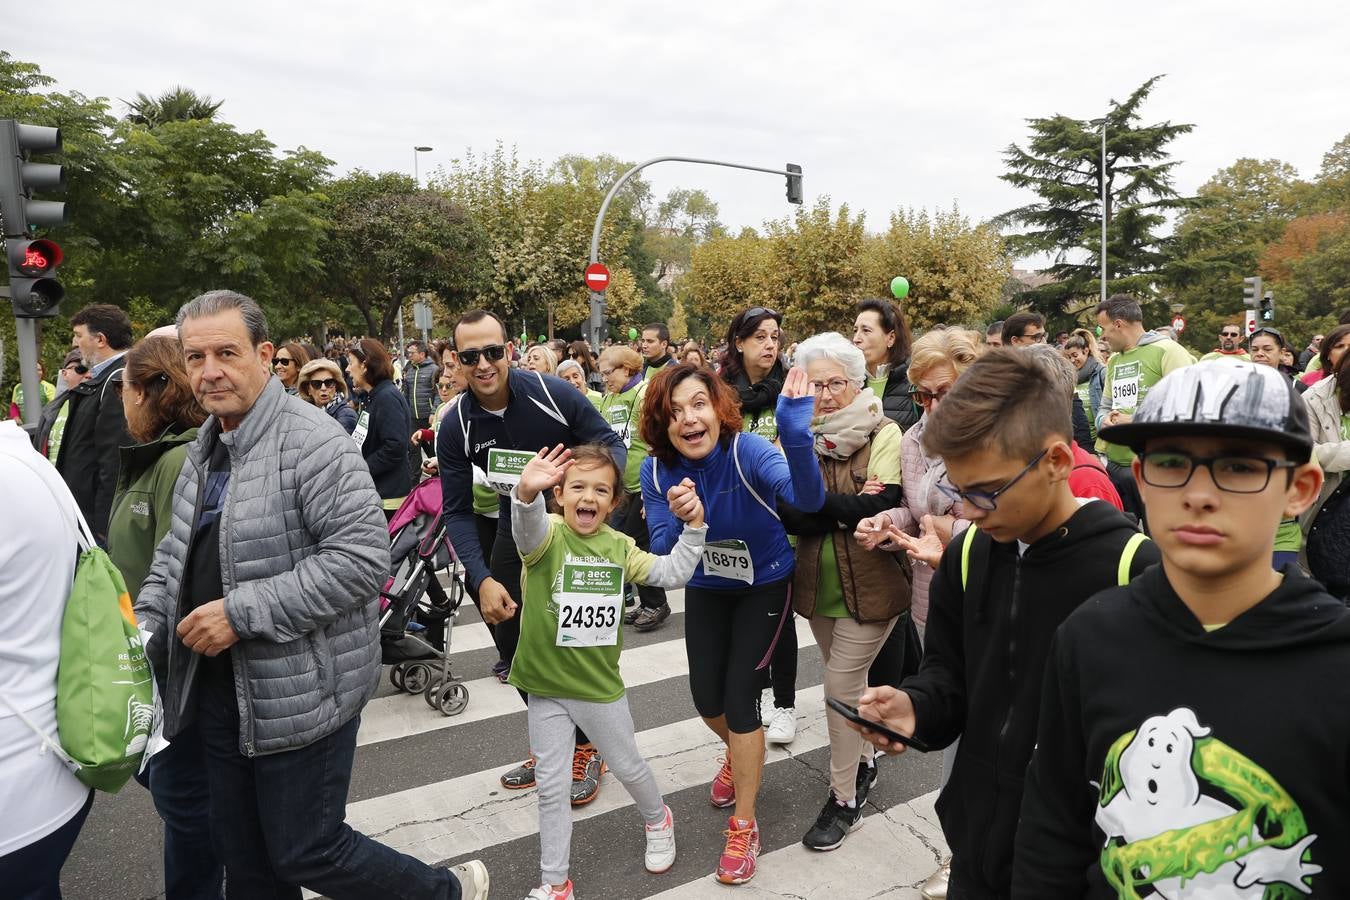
[1099,359,1313,461]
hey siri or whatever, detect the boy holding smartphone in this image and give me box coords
[852,350,1160,899]
[1014,360,1350,897]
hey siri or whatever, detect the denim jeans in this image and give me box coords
[138,721,224,899]
[0,790,93,900]
[196,672,458,900]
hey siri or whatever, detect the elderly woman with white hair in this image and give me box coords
[777,331,910,852]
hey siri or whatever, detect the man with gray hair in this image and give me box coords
[135,290,489,899]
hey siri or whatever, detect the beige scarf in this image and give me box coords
[812,387,884,460]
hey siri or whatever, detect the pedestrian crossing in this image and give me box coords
[64,581,948,900]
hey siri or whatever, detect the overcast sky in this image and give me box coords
[29,0,1350,264]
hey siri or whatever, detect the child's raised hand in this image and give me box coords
[518,444,573,503]
[668,478,704,528]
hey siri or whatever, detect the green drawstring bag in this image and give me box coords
[5,451,156,793]
[56,515,155,792]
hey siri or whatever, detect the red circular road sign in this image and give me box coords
[584,262,611,292]
[1171,315,1186,333]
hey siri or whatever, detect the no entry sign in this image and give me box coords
[584,263,611,292]
[1171,315,1186,333]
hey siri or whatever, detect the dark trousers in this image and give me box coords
[612,495,667,610]
[196,674,458,900]
[0,790,93,900]
[761,610,798,709]
[465,515,500,654]
[138,721,224,900]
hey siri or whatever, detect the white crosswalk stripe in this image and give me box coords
[68,583,947,900]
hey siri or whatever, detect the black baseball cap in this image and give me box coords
[1099,360,1314,462]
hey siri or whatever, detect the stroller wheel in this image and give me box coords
[402,662,432,695]
[389,663,406,691]
[423,679,443,709]
[436,682,469,717]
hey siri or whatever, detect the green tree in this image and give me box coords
[995,76,1196,320]
[685,228,777,340]
[322,171,487,340]
[124,86,224,126]
[766,198,867,337]
[863,206,1010,330]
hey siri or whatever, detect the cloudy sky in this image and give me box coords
[29,0,1350,260]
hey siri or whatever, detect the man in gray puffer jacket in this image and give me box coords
[136,291,489,900]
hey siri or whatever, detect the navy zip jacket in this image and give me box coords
[437,369,625,590]
[641,394,825,590]
[360,378,412,500]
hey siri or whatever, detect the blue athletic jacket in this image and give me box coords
[641,394,824,590]
[438,369,626,590]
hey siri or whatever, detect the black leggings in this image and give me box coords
[761,611,798,708]
[686,579,792,734]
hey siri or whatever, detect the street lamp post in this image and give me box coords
[401,145,434,354]
[1089,117,1107,306]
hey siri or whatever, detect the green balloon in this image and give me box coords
[537,334,545,342]
[628,327,638,340]
[890,276,910,300]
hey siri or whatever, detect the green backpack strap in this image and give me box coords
[1117,532,1150,585]
[959,524,979,591]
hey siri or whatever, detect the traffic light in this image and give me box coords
[1242,275,1262,309]
[1,120,66,318]
[785,163,803,205]
[1260,290,1274,322]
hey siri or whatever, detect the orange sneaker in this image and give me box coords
[716,816,760,884]
[709,756,736,808]
[569,745,607,806]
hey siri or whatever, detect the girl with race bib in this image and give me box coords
[509,443,707,900]
[638,363,825,885]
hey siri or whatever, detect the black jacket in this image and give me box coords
[55,354,129,539]
[1015,566,1350,898]
[401,358,439,421]
[903,500,1159,899]
[359,378,412,500]
[879,365,921,431]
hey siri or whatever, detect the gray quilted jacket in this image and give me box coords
[135,377,390,756]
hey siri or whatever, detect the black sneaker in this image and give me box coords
[855,757,879,806]
[631,603,671,632]
[801,792,862,851]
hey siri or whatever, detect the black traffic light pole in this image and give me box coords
[584,157,803,348]
[1,119,65,430]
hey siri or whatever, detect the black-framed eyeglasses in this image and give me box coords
[304,378,339,391]
[1139,451,1299,493]
[457,344,507,367]
[808,377,853,397]
[1021,331,1047,343]
[936,449,1048,511]
[907,385,951,406]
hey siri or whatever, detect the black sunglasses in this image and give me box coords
[457,344,507,367]
[743,307,782,324]
[65,363,89,375]
[304,378,339,390]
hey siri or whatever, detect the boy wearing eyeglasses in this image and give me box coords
[850,349,1159,900]
[1013,360,1350,897]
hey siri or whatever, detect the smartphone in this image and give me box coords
[827,697,931,752]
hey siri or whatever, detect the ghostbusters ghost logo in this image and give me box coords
[1095,708,1320,898]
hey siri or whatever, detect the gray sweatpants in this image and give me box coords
[528,693,666,885]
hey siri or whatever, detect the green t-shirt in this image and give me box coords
[867,376,888,398]
[597,383,649,493]
[743,409,778,442]
[1102,339,1194,467]
[508,515,656,702]
[44,397,72,462]
[471,480,498,516]
[1074,380,1097,442]
[1340,414,1350,441]
[586,389,603,410]
[814,422,903,618]
[9,379,56,418]
[1200,350,1251,362]
[1274,518,1303,553]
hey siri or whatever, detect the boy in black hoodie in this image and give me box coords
[853,349,1159,899]
[1015,360,1348,898]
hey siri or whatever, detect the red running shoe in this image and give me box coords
[709,755,736,809]
[716,816,760,885]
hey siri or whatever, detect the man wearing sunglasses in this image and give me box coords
[438,309,627,803]
[1200,323,1250,362]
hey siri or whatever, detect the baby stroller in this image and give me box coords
[380,476,470,717]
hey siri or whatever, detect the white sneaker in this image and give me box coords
[765,706,796,743]
[644,803,676,873]
[760,689,774,727]
[451,859,491,899]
